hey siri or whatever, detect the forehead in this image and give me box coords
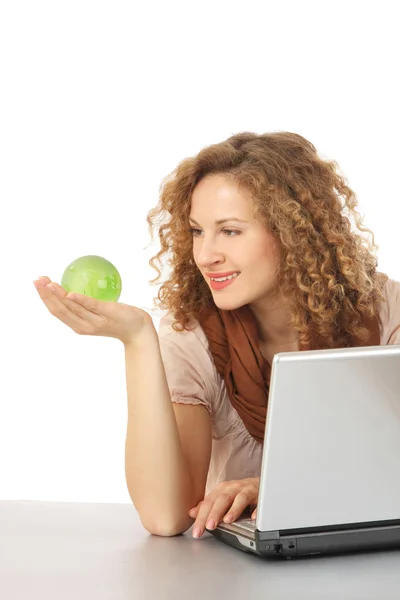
[190,174,254,216]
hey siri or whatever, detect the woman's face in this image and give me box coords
[189,173,281,311]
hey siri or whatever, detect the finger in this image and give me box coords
[50,282,98,314]
[34,278,65,306]
[39,276,51,286]
[63,289,106,314]
[192,497,217,538]
[47,281,67,296]
[251,508,257,520]
[54,286,107,327]
[33,276,51,292]
[205,493,238,530]
[35,277,103,314]
[34,279,104,333]
[222,490,253,524]
[47,287,97,332]
[193,493,233,537]
[35,278,91,317]
[188,504,201,518]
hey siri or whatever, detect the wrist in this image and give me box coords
[123,318,158,349]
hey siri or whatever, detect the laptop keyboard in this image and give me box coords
[231,518,257,533]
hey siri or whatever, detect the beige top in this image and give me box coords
[158,277,400,496]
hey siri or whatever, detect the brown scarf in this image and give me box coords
[196,304,381,445]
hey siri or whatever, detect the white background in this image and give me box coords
[1,0,399,502]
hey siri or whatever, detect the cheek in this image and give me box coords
[248,246,277,268]
[244,249,280,284]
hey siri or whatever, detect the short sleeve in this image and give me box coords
[157,313,215,417]
[380,278,400,345]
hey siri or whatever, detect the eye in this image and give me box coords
[189,228,240,237]
[189,227,202,236]
[222,229,240,237]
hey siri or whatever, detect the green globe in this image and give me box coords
[61,255,122,302]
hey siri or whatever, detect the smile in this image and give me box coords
[209,272,240,290]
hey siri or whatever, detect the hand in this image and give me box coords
[33,276,154,345]
[188,477,259,538]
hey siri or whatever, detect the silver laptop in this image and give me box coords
[209,344,400,558]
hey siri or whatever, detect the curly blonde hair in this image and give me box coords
[146,131,388,349]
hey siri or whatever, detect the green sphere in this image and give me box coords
[61,255,122,302]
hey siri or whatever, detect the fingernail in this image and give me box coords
[206,519,215,530]
[192,527,201,538]
[224,514,233,523]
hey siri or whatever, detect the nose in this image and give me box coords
[195,235,225,269]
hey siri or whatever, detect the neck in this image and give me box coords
[248,294,297,346]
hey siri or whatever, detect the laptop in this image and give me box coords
[208,344,400,558]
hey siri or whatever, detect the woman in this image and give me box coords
[34,131,400,540]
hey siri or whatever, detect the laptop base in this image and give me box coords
[210,520,400,558]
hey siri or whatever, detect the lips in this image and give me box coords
[205,271,240,278]
[209,272,240,290]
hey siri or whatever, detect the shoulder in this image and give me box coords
[157,311,223,404]
[158,311,208,345]
[381,276,400,299]
[378,276,400,344]
[157,311,216,363]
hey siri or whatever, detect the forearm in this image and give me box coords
[123,323,194,536]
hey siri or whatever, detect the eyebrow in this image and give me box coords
[188,217,248,225]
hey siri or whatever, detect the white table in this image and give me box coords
[1,500,400,599]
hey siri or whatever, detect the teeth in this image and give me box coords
[211,272,240,282]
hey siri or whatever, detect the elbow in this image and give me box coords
[141,514,194,537]
[127,485,199,537]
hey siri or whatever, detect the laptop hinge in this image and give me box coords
[257,529,279,541]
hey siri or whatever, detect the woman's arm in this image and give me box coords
[124,324,212,536]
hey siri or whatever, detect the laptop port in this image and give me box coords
[273,543,283,554]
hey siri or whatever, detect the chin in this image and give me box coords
[212,295,248,311]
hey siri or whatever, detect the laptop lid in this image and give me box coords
[256,344,400,533]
